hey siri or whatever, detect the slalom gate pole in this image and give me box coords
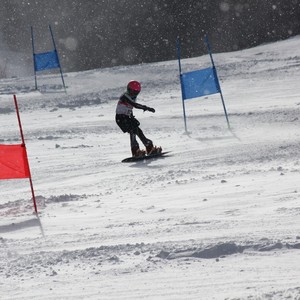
[13,95,38,214]
[31,26,38,90]
[176,37,188,133]
[204,35,230,129]
[49,24,67,93]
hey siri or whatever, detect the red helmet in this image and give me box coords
[127,80,141,95]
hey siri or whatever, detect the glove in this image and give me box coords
[146,106,155,113]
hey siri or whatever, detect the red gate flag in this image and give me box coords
[0,95,38,214]
[0,144,30,179]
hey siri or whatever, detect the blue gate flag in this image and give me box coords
[181,67,220,100]
[34,50,60,72]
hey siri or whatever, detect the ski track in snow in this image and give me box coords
[1,36,300,299]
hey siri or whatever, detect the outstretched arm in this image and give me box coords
[124,94,155,113]
[134,102,155,113]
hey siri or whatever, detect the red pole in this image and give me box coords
[13,95,38,214]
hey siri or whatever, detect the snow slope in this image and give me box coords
[1,36,300,300]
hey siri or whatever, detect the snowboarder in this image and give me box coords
[115,80,162,157]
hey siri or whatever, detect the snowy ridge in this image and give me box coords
[1,36,300,299]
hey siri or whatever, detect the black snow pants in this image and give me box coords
[116,114,153,155]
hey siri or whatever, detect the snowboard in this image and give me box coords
[122,151,171,163]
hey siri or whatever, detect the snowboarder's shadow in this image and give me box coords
[127,154,172,169]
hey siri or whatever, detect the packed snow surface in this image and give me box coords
[1,36,300,299]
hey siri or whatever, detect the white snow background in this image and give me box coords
[0,36,300,300]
